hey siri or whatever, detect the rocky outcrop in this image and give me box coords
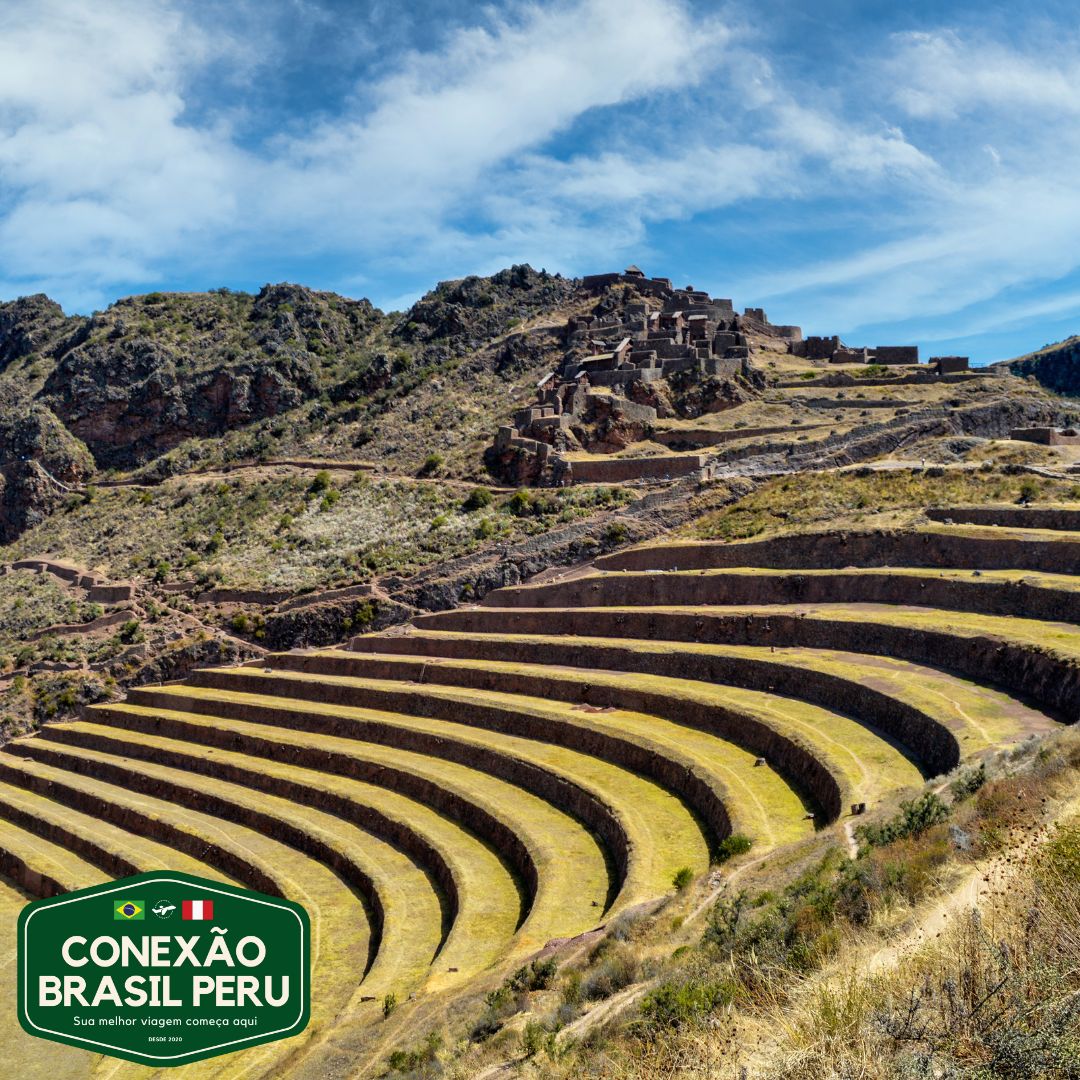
[0,295,79,371]
[394,265,574,347]
[0,390,94,542]
[37,284,382,467]
[44,338,320,466]
[995,336,1080,398]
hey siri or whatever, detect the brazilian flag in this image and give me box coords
[113,899,144,921]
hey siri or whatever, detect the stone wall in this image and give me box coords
[483,566,1080,624]
[594,529,1080,574]
[412,605,1080,743]
[1011,427,1080,446]
[925,506,1080,531]
[88,701,543,921]
[566,454,707,484]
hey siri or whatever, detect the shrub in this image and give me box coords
[857,793,950,849]
[1018,478,1040,504]
[1042,820,1080,882]
[309,470,332,494]
[639,976,734,1030]
[949,762,988,802]
[118,619,144,644]
[386,1031,442,1073]
[582,944,639,1001]
[418,452,444,477]
[672,866,694,891]
[508,956,558,993]
[319,489,340,512]
[604,522,629,545]
[716,833,752,861]
[463,487,493,512]
[507,489,532,516]
[382,992,397,1019]
[522,1020,555,1058]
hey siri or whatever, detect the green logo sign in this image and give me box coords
[17,871,310,1067]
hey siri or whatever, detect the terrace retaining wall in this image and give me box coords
[482,569,1080,624]
[594,531,1080,575]
[410,606,1080,733]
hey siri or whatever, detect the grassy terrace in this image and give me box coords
[0,813,106,896]
[43,717,521,991]
[685,473,1080,542]
[0,746,372,1036]
[129,677,712,906]
[492,565,1080,594]
[371,631,1055,761]
[415,600,1080,674]
[83,700,610,953]
[593,524,1080,573]
[194,662,779,844]
[270,650,819,844]
[0,777,236,886]
[0,878,93,1080]
[623,603,1080,661]
[478,566,1080,625]
[316,648,921,815]
[8,736,436,1002]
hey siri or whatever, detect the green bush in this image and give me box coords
[521,1020,555,1058]
[382,991,396,1019]
[309,470,332,494]
[639,977,734,1030]
[672,866,694,891]
[949,762,988,802]
[604,522,629,545]
[418,452,444,477]
[386,1031,441,1073]
[462,487,493,512]
[716,833,752,861]
[1018,478,1041,504]
[508,489,532,516]
[857,792,950,849]
[582,944,639,1001]
[508,956,557,992]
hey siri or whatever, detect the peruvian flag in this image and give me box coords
[182,899,214,921]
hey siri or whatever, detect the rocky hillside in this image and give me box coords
[995,333,1080,395]
[0,266,576,534]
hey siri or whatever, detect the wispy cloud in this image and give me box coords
[1,0,1079,365]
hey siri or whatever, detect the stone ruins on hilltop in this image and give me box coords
[487,267,965,486]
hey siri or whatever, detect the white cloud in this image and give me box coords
[889,29,1080,120]
[0,0,244,306]
[2,0,1077,364]
[743,28,1080,347]
[260,0,734,246]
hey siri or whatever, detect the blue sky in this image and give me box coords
[2,1,1079,363]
